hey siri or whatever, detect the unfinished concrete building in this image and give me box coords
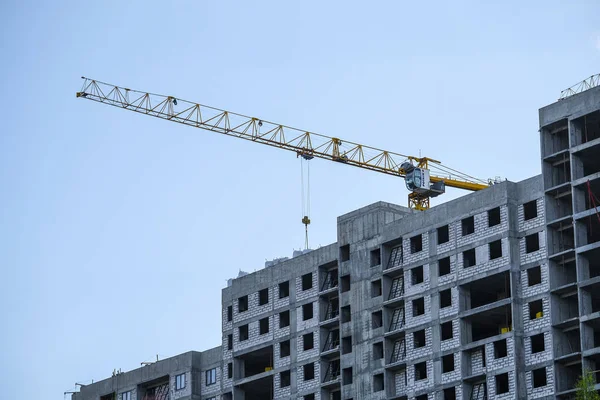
[72,83,600,400]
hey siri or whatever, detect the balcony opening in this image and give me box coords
[320,268,338,292]
[468,304,512,342]
[340,244,350,261]
[390,338,406,363]
[552,292,579,324]
[531,333,545,354]
[321,297,339,321]
[527,266,542,286]
[413,329,426,348]
[438,225,449,244]
[440,289,452,308]
[441,321,453,340]
[523,200,538,221]
[462,216,475,236]
[322,329,339,352]
[238,375,274,400]
[555,362,582,393]
[386,244,403,270]
[238,345,273,378]
[463,271,510,310]
[573,110,600,145]
[442,354,454,373]
[488,207,501,227]
[372,310,383,329]
[411,265,424,285]
[412,297,425,316]
[259,288,269,306]
[373,341,383,360]
[439,257,451,276]
[489,240,502,260]
[139,377,169,400]
[546,188,573,220]
[463,248,476,268]
[389,276,404,300]
[494,339,507,358]
[370,248,381,266]
[100,393,115,400]
[410,235,423,253]
[582,215,600,246]
[323,359,340,383]
[547,223,574,256]
[389,307,405,332]
[495,373,509,394]
[541,118,568,156]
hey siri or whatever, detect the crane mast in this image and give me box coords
[76,77,489,211]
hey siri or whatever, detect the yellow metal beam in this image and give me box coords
[76,77,490,206]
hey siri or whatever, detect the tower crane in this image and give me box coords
[76,77,490,240]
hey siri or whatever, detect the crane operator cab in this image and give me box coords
[401,162,445,197]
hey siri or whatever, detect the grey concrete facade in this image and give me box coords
[71,85,600,400]
[539,85,600,400]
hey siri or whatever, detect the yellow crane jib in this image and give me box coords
[76,77,490,210]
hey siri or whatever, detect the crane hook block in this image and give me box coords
[302,216,311,226]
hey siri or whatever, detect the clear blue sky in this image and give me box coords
[1,1,598,398]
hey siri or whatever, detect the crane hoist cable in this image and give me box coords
[75,77,491,212]
[300,157,311,249]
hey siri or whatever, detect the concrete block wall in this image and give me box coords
[394,369,407,396]
[404,294,432,329]
[200,366,221,397]
[521,263,549,298]
[440,319,460,352]
[296,330,320,362]
[296,361,320,393]
[170,371,192,400]
[406,327,432,360]
[273,370,291,399]
[403,233,430,265]
[296,301,319,332]
[407,359,433,392]
[404,263,431,297]
[457,238,510,280]
[525,365,554,399]
[439,287,458,319]
[441,351,461,384]
[524,332,552,366]
[522,296,550,333]
[484,337,514,372]
[486,370,516,399]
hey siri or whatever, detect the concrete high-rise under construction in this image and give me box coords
[72,79,600,400]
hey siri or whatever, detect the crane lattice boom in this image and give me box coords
[76,77,489,210]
